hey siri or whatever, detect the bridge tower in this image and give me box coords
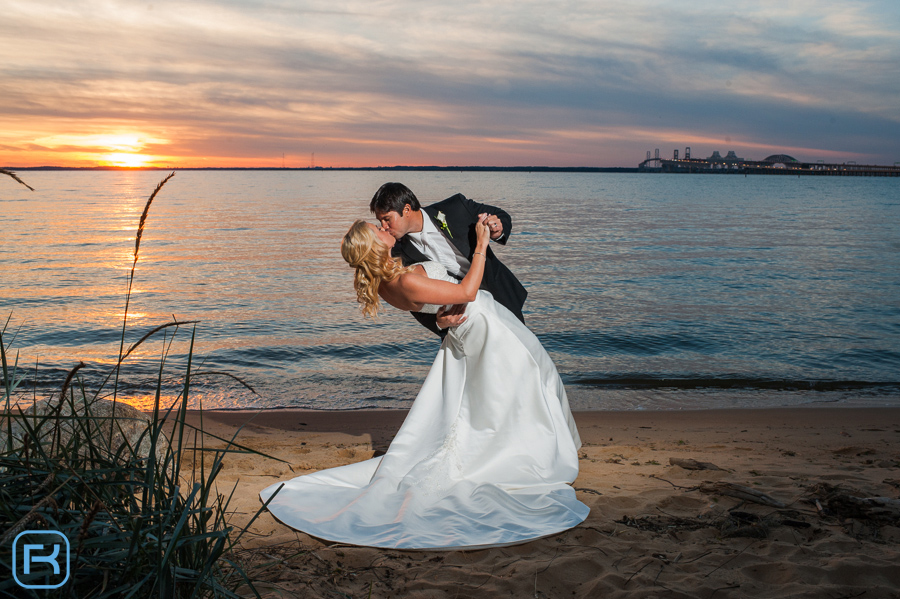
[685,147,691,160]
[674,149,679,160]
[642,149,664,169]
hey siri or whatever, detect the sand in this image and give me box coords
[180,407,900,598]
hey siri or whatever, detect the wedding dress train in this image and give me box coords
[260,261,588,549]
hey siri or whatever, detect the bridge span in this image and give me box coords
[639,150,900,177]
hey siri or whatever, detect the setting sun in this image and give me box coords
[100,153,152,168]
[4,131,171,168]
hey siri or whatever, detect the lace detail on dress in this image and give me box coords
[414,261,457,314]
[415,420,463,498]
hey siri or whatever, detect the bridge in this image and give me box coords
[639,148,900,177]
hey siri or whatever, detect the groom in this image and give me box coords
[371,182,528,337]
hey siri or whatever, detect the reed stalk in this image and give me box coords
[113,172,175,405]
[0,167,34,191]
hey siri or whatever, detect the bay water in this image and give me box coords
[3,170,899,411]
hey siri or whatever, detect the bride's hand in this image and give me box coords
[436,304,467,329]
[475,216,490,250]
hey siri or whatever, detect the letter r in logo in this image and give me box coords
[23,543,61,574]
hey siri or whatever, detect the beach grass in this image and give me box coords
[0,173,277,598]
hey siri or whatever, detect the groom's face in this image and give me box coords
[375,204,414,240]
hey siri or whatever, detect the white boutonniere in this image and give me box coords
[436,211,453,238]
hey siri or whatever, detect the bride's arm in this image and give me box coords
[386,218,491,306]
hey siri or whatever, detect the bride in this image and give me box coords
[260,217,588,550]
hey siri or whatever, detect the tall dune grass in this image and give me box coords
[0,172,279,597]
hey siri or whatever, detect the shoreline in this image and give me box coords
[186,404,900,434]
[180,406,900,597]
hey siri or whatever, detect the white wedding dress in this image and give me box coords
[260,261,588,549]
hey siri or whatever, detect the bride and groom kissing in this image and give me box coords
[260,182,588,550]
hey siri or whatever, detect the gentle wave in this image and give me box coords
[569,376,900,392]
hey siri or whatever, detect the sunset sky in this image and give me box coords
[2,0,899,168]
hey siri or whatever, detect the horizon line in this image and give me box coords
[2,165,641,172]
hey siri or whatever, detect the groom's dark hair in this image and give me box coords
[370,182,421,215]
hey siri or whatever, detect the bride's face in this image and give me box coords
[368,222,396,249]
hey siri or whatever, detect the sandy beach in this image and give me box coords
[182,407,900,598]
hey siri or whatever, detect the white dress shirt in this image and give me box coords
[406,214,471,277]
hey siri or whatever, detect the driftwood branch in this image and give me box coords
[698,482,786,508]
[669,457,724,471]
[842,496,900,518]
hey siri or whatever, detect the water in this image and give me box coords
[2,170,899,411]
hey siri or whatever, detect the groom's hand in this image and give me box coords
[478,212,504,240]
[436,304,467,329]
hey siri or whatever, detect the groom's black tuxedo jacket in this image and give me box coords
[392,193,528,337]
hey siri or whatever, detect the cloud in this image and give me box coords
[1,0,898,167]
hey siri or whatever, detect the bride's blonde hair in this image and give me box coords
[341,220,413,318]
